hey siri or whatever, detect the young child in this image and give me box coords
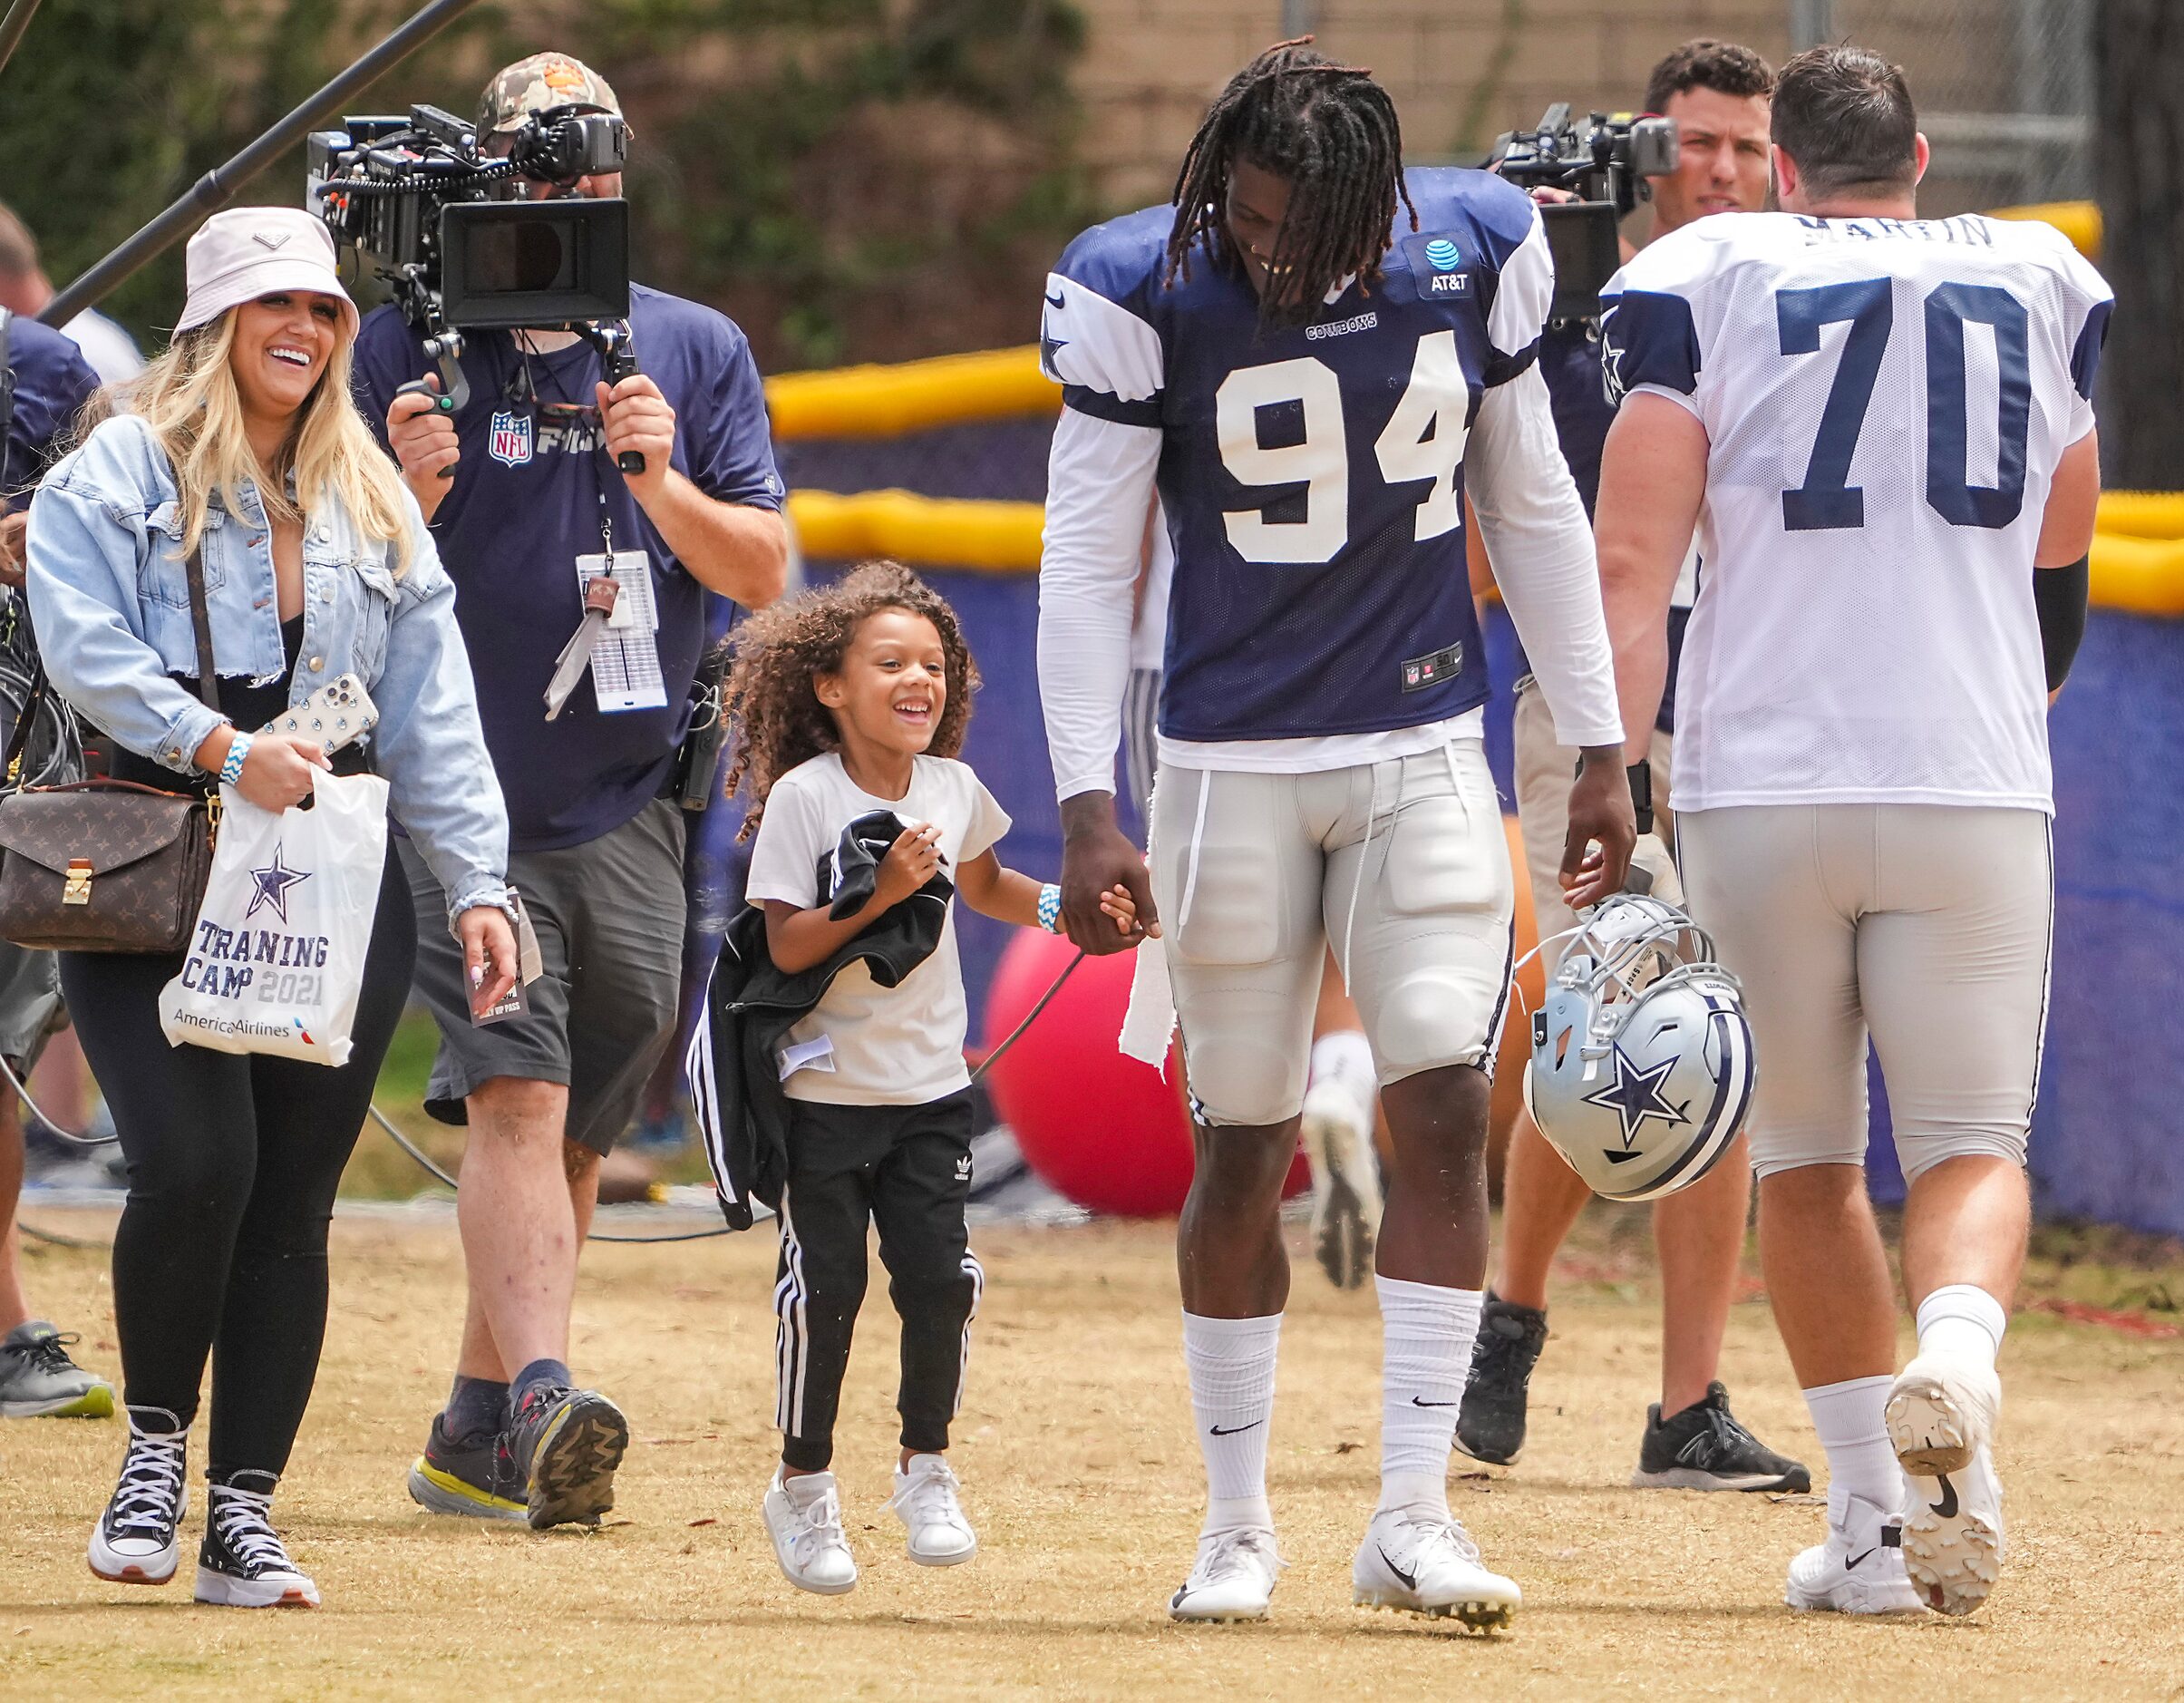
[723,561,1135,1596]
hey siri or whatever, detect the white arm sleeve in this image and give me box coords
[1038,405,1163,801]
[1469,363,1625,749]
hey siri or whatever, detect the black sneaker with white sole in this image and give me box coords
[1631,1381,1811,1492]
[197,1470,319,1607]
[507,1381,628,1530]
[1454,1294,1548,1465]
[87,1407,189,1584]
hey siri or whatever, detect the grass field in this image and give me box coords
[3,1207,2181,1701]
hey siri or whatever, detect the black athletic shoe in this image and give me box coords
[196,1470,319,1607]
[407,1414,527,1523]
[1454,1294,1548,1466]
[1630,1381,1812,1493]
[507,1382,628,1530]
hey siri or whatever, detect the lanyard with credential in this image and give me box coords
[542,434,625,722]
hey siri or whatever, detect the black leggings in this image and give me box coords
[60,851,414,1476]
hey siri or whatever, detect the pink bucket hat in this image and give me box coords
[176,207,358,339]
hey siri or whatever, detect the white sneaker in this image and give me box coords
[762,1471,858,1596]
[1784,1491,1924,1615]
[1301,1080,1382,1290]
[1168,1526,1285,1622]
[1897,1447,2005,1617]
[886,1454,977,1566]
[1886,1353,2000,1478]
[1352,1505,1520,1631]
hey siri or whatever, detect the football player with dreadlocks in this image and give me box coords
[1037,41,1633,1627]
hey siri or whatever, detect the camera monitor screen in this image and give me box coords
[439,199,631,329]
[1539,199,1623,323]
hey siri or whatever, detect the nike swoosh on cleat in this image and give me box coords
[1930,1475,1958,1518]
[1208,1420,1264,1436]
[1377,1546,1418,1591]
[1410,1396,1458,1408]
[1846,1547,1875,1569]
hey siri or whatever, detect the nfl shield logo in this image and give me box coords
[488,409,533,467]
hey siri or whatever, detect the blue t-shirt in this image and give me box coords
[1043,169,1548,744]
[1510,319,1685,735]
[353,285,782,852]
[4,312,101,496]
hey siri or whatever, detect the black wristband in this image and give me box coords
[1626,760,1654,836]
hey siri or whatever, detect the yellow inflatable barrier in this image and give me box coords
[786,488,1044,573]
[767,346,1056,441]
[1987,199,2101,261]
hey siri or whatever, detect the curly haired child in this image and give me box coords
[723,561,1137,1595]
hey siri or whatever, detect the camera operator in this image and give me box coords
[353,52,788,1531]
[0,307,112,1425]
[1457,41,1810,1492]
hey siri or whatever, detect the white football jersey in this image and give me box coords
[1603,212,2111,814]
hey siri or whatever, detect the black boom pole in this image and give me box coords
[0,0,45,82]
[39,0,487,328]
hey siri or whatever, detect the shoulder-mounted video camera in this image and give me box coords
[308,102,639,460]
[1486,103,1680,323]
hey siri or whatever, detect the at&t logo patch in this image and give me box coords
[488,409,534,467]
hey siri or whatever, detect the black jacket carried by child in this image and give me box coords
[687,810,949,1228]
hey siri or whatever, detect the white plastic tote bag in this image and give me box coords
[158,770,390,1067]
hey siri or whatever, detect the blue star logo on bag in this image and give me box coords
[245,844,311,926]
[488,409,535,467]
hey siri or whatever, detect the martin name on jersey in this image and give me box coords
[1040,169,1552,746]
[1599,211,2112,815]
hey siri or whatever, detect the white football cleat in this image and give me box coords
[1300,1080,1382,1290]
[1784,1491,1924,1615]
[886,1454,977,1566]
[1898,1449,2005,1617]
[763,1470,859,1596]
[1168,1526,1285,1622]
[1886,1353,2000,1478]
[1352,1505,1520,1631]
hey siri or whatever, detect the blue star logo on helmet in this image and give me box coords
[1424,237,1461,272]
[1579,1046,1691,1152]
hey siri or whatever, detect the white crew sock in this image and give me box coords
[1915,1284,2007,1375]
[1802,1375,1899,1528]
[1182,1311,1280,1535]
[1308,1029,1378,1127]
[1375,1277,1483,1518]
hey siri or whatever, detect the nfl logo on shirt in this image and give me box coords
[488,409,534,468]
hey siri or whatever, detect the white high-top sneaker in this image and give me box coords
[1784,1490,1925,1614]
[1352,1504,1520,1631]
[1168,1526,1285,1622]
[886,1454,977,1566]
[1300,1079,1382,1290]
[763,1470,858,1596]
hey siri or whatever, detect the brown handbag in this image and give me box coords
[0,543,222,954]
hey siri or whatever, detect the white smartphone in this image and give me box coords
[259,673,380,758]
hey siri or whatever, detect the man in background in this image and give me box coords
[1459,40,1809,1496]
[0,204,143,387]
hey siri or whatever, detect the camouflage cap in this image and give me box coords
[479,53,622,134]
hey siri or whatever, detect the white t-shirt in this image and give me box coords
[744,751,1012,1106]
[1603,212,2111,815]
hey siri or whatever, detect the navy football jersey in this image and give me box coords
[1042,169,1552,744]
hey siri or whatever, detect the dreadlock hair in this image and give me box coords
[1164,37,1416,327]
[722,560,981,842]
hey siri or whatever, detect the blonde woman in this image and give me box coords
[24,207,518,1609]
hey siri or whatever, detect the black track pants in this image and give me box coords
[60,852,414,1476]
[773,1091,980,1472]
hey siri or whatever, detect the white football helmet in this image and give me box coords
[1523,893,1756,1202]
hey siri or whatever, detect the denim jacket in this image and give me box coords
[24,413,513,925]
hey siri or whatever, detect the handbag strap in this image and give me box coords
[184,542,219,714]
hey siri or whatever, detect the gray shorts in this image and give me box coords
[403,798,688,1156]
[1676,803,2053,1183]
[1150,741,1515,1127]
[0,939,63,1073]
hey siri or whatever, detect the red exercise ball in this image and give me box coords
[982,929,1307,1217]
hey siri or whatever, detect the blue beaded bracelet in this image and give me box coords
[1037,882,1063,934]
[218,731,253,788]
